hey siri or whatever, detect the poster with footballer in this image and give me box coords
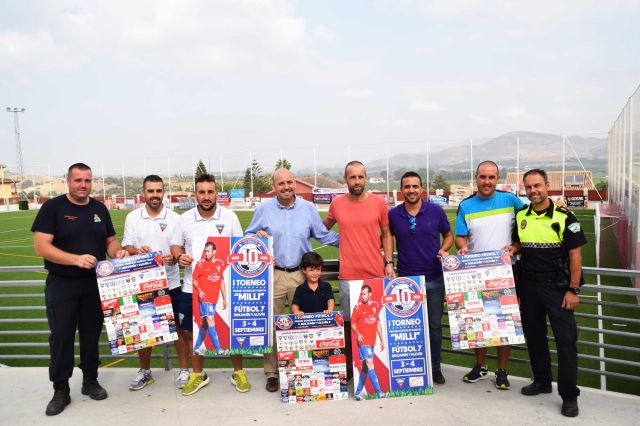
[441,250,525,350]
[191,236,273,355]
[349,276,433,400]
[274,311,348,403]
[96,252,178,355]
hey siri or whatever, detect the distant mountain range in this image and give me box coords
[366,131,607,173]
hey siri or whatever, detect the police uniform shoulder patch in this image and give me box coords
[520,219,527,229]
[555,205,570,214]
[568,222,581,233]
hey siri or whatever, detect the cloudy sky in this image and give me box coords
[1,0,638,175]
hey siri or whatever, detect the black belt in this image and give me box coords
[274,265,300,272]
[522,270,559,281]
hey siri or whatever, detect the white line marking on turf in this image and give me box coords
[313,245,329,251]
[611,324,627,327]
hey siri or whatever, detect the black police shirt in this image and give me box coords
[291,280,334,313]
[31,195,116,277]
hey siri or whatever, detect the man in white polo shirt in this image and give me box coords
[122,175,190,391]
[170,173,251,396]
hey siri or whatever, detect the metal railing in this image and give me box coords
[1,263,639,392]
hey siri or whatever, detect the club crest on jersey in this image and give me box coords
[442,255,461,271]
[227,237,271,278]
[216,224,225,234]
[159,222,167,232]
[382,277,423,318]
[94,214,101,223]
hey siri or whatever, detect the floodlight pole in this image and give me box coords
[6,107,26,194]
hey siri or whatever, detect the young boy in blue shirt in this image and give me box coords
[291,252,335,316]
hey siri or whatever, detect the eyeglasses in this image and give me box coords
[409,216,416,234]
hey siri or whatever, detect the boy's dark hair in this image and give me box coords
[300,251,323,269]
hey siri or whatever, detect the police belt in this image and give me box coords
[520,270,562,282]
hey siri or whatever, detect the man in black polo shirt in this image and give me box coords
[290,252,335,316]
[32,163,128,416]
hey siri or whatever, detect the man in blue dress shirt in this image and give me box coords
[245,168,339,392]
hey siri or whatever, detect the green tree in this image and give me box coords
[595,179,608,191]
[432,174,449,191]
[243,160,271,194]
[195,160,208,179]
[275,158,292,170]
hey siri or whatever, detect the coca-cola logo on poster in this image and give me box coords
[316,339,343,349]
[484,278,513,289]
[138,279,167,292]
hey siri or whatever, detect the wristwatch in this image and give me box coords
[567,287,581,295]
[384,260,394,267]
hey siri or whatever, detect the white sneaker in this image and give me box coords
[129,369,153,391]
[176,369,190,389]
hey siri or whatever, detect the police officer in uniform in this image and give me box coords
[508,169,586,417]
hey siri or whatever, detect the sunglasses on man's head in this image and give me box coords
[409,216,416,234]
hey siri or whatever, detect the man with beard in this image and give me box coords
[388,171,453,384]
[455,160,523,390]
[122,175,189,391]
[323,161,395,379]
[245,168,338,392]
[32,163,128,416]
[170,174,250,395]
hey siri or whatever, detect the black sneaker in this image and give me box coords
[433,370,446,385]
[521,382,553,396]
[463,364,488,383]
[265,377,279,393]
[495,369,510,390]
[82,379,108,400]
[45,389,71,416]
[561,399,579,417]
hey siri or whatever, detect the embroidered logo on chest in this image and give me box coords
[94,214,101,223]
[159,222,167,232]
[216,224,225,234]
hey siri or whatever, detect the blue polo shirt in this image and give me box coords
[389,200,451,281]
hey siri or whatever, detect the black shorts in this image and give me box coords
[179,291,193,332]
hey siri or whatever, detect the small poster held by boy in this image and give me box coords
[95,252,178,355]
[274,311,348,403]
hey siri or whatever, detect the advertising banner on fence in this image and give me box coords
[191,236,273,355]
[217,191,231,206]
[348,276,432,400]
[566,196,586,208]
[96,252,178,355]
[229,189,245,199]
[428,195,449,206]
[441,250,525,350]
[274,311,348,403]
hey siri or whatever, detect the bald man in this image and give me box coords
[245,168,339,392]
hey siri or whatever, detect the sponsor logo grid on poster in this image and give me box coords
[275,312,348,403]
[441,250,525,350]
[96,252,178,355]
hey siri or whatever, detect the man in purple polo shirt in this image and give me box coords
[389,171,453,385]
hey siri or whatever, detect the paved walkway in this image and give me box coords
[1,365,638,426]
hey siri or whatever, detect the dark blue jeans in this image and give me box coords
[426,276,445,372]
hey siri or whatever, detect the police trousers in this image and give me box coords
[45,274,104,386]
[518,275,580,400]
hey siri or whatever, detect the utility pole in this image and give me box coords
[6,107,26,197]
